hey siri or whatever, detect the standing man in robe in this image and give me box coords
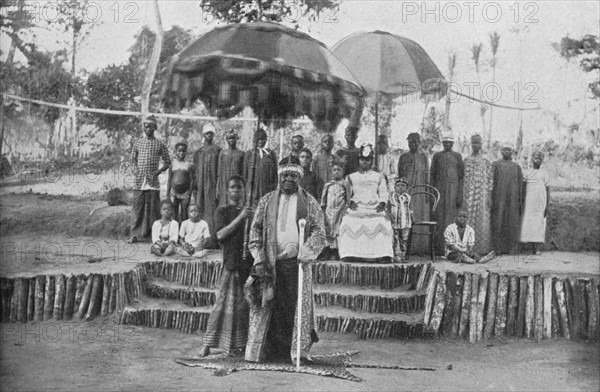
[244,128,278,207]
[397,133,430,254]
[312,134,335,198]
[127,115,171,244]
[520,151,550,255]
[289,134,305,158]
[375,134,397,190]
[217,129,245,207]
[193,123,221,249]
[431,135,464,255]
[335,126,360,176]
[463,134,494,255]
[492,143,524,255]
[245,156,326,364]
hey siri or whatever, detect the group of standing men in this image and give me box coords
[403,132,549,257]
[127,117,399,247]
[127,117,276,246]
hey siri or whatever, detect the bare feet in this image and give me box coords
[150,246,163,257]
[478,251,496,264]
[126,236,137,244]
[461,255,476,264]
[198,345,210,358]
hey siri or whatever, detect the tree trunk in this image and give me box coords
[443,53,456,134]
[140,0,164,114]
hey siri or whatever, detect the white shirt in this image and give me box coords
[276,193,299,260]
[179,219,210,249]
[444,223,475,256]
[152,220,179,243]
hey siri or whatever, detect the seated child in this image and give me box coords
[199,175,254,357]
[150,200,179,257]
[387,177,411,263]
[176,203,210,257]
[444,209,495,264]
[167,142,194,223]
[320,157,351,260]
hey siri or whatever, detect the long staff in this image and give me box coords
[243,116,262,261]
[296,218,307,372]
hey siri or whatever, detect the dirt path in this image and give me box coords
[1,321,598,391]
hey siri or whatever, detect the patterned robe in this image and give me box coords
[217,148,245,206]
[193,143,221,247]
[376,152,397,189]
[245,188,326,363]
[244,148,278,206]
[463,154,493,254]
[431,150,464,255]
[397,151,430,254]
[321,179,351,248]
[491,159,523,254]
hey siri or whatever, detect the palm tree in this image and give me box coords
[471,43,488,140]
[488,32,501,148]
[443,51,457,134]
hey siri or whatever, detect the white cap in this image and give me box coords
[202,123,216,134]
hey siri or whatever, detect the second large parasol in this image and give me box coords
[332,31,446,166]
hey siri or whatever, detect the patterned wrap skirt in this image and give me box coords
[202,270,249,353]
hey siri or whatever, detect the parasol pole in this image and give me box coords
[243,115,262,261]
[296,218,307,372]
[279,124,284,158]
[374,93,379,170]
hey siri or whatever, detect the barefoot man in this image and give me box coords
[245,156,326,364]
[128,115,171,244]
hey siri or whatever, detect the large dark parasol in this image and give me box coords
[161,22,365,259]
[161,22,365,133]
[332,31,446,166]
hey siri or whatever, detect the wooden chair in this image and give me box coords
[406,184,440,262]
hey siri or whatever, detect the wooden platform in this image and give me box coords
[0,243,598,342]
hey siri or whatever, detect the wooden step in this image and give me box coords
[119,297,212,334]
[144,259,224,288]
[311,261,432,289]
[144,277,426,315]
[315,307,424,339]
[313,284,426,314]
[119,296,425,339]
[142,259,434,291]
[144,277,218,307]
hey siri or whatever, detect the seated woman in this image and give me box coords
[337,144,394,262]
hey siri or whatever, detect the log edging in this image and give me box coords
[423,271,600,341]
[0,266,146,323]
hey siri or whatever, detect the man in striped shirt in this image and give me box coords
[127,115,171,244]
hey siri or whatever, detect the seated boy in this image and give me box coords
[444,209,495,264]
[176,203,210,258]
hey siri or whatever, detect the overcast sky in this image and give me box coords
[4,1,599,146]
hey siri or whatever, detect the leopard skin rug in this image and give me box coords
[174,351,436,382]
